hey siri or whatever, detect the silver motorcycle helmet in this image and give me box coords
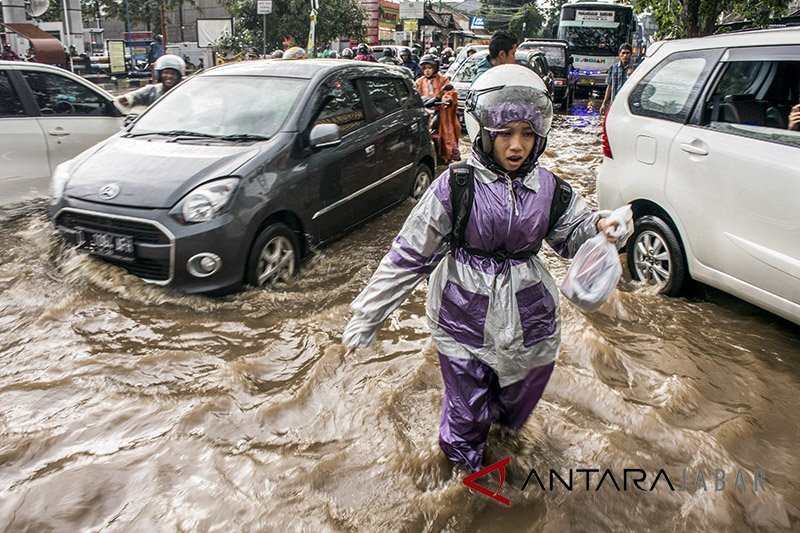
[154,54,186,77]
[465,64,553,165]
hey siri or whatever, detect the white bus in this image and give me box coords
[557,1,636,90]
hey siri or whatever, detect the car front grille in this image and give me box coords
[58,211,170,244]
[56,210,172,282]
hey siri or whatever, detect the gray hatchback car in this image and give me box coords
[49,59,436,294]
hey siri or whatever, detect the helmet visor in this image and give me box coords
[466,84,553,138]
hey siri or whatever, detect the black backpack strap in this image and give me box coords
[547,174,573,236]
[448,161,474,250]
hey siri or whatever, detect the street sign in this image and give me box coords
[403,19,418,32]
[470,16,485,29]
[399,1,424,19]
[257,0,272,15]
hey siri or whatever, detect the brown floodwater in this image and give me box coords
[1,113,799,532]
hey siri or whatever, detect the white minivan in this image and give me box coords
[597,27,800,325]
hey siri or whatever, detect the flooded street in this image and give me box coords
[1,111,799,532]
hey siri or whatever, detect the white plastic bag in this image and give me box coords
[605,204,634,249]
[560,233,621,313]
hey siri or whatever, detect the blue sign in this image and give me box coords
[470,16,485,29]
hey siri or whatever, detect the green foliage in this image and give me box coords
[220,0,366,52]
[542,0,569,38]
[631,0,792,38]
[479,0,527,33]
[508,3,545,41]
[94,0,196,32]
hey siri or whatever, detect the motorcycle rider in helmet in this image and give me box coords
[415,54,461,164]
[354,43,377,62]
[115,54,185,108]
[378,47,401,65]
[343,65,623,474]
[398,47,421,78]
[283,46,307,60]
[341,47,354,59]
[271,49,284,59]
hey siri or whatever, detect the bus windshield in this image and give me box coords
[557,4,634,55]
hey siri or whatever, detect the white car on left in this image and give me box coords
[0,60,125,205]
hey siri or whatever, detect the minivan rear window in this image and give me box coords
[628,49,720,123]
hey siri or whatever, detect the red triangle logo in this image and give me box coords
[463,456,511,506]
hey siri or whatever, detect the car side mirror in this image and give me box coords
[309,123,342,148]
[123,114,138,127]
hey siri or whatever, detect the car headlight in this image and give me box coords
[50,161,73,204]
[175,177,240,224]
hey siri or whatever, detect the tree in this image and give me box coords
[95,0,196,33]
[220,0,366,53]
[508,3,545,41]
[480,0,528,33]
[631,0,793,38]
[542,0,569,38]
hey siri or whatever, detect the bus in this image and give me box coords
[557,1,636,91]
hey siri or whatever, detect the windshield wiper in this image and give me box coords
[215,134,271,142]
[124,129,218,139]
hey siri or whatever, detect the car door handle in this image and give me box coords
[365,145,375,157]
[679,142,708,156]
[48,128,70,137]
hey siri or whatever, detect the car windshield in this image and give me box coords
[130,75,308,138]
[452,54,485,83]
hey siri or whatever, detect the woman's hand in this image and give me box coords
[597,217,620,243]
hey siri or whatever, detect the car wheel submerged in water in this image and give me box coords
[411,163,433,200]
[247,223,301,287]
[626,215,688,296]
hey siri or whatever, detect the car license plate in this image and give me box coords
[81,230,135,261]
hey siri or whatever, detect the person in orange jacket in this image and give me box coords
[415,54,461,164]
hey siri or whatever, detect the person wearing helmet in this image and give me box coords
[340,47,354,59]
[415,54,460,164]
[428,46,439,57]
[343,64,623,474]
[115,54,185,108]
[398,47,421,78]
[441,46,454,68]
[271,49,284,59]
[354,43,377,62]
[283,46,307,60]
[245,47,259,60]
[378,47,401,65]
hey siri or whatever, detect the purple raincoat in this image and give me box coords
[343,154,603,470]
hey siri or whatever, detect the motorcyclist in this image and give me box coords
[354,43,377,62]
[341,47,354,59]
[415,54,461,164]
[378,47,401,65]
[441,47,454,68]
[398,47,421,78]
[271,49,284,59]
[283,46,307,60]
[115,54,185,108]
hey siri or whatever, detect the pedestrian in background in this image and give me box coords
[2,44,21,61]
[600,43,634,115]
[474,30,518,80]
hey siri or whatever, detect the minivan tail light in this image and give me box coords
[602,110,613,159]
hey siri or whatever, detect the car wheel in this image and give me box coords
[410,163,433,200]
[246,223,300,287]
[626,215,688,296]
